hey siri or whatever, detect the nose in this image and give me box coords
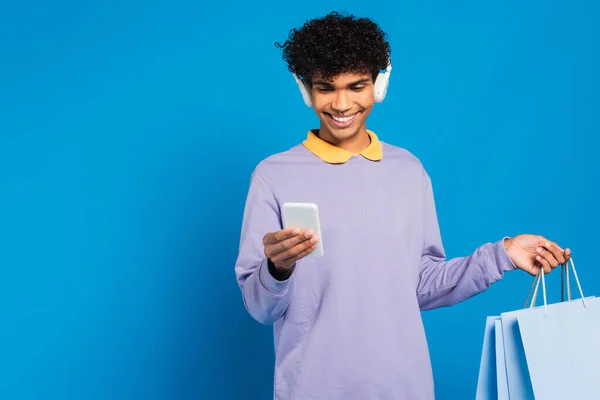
[331,90,352,114]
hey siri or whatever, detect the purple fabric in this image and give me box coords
[234,141,516,400]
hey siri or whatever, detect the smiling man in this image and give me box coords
[234,11,571,400]
[310,73,374,151]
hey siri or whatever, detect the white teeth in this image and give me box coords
[331,114,356,123]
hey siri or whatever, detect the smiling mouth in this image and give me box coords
[325,112,358,128]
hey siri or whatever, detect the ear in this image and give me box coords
[293,73,313,107]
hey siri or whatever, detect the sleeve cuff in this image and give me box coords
[485,237,518,278]
[258,258,294,296]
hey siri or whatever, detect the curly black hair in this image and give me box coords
[275,11,391,85]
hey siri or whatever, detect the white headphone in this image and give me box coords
[292,62,392,107]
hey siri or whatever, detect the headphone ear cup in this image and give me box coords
[373,64,392,103]
[373,71,389,103]
[293,73,312,107]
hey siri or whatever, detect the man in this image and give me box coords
[234,11,570,400]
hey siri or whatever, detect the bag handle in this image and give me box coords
[523,258,587,316]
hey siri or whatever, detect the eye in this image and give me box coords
[316,87,334,93]
[350,86,366,92]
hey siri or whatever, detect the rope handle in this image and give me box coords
[523,258,586,315]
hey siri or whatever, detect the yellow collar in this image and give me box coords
[302,129,383,164]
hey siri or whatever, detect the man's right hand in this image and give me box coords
[263,228,319,271]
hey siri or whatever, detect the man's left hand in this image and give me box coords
[504,234,571,276]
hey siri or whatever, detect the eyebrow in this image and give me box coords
[312,78,371,88]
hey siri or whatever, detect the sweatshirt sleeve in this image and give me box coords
[416,170,517,310]
[234,170,295,324]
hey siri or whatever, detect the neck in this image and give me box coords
[317,124,371,153]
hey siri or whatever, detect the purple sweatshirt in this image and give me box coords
[234,130,516,399]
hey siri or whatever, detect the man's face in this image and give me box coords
[309,71,375,145]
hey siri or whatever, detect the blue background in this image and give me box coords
[1,1,598,399]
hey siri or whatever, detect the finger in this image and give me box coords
[265,236,306,261]
[565,248,572,261]
[278,241,318,267]
[553,242,564,252]
[284,243,317,265]
[541,241,567,264]
[292,242,318,260]
[277,235,317,262]
[529,264,541,276]
[536,246,560,268]
[263,228,301,246]
[535,254,552,274]
[271,236,318,265]
[270,232,313,258]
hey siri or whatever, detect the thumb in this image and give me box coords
[534,254,552,274]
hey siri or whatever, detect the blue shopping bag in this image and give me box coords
[517,298,600,399]
[498,308,535,399]
[474,316,510,400]
[494,320,510,400]
[476,258,597,399]
[515,259,600,399]
[475,316,500,400]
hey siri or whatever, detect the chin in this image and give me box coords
[329,128,361,141]
[325,118,364,140]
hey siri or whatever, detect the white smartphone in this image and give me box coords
[281,202,324,258]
